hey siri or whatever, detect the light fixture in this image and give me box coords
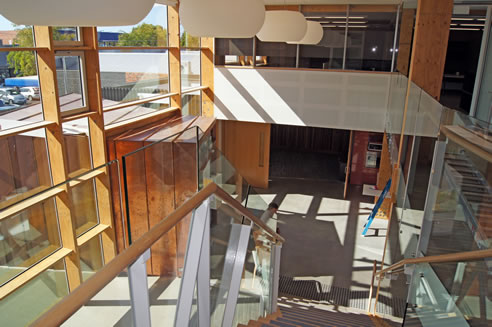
[450,27,481,31]
[347,25,368,28]
[288,21,323,45]
[460,24,484,27]
[180,0,265,38]
[257,11,307,42]
[0,0,155,26]
[452,18,474,21]
[324,16,365,19]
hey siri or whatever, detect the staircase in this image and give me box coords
[239,297,400,327]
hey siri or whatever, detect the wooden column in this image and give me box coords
[81,27,117,263]
[396,0,453,168]
[396,9,416,76]
[410,0,453,100]
[34,26,82,290]
[201,37,214,117]
[168,5,182,110]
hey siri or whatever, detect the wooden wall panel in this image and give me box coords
[145,142,178,276]
[221,120,271,189]
[0,138,16,200]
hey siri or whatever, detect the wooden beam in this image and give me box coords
[34,26,83,290]
[0,121,56,140]
[201,37,214,117]
[81,27,117,263]
[442,125,492,163]
[168,5,182,110]
[0,187,63,221]
[396,9,416,76]
[301,5,347,13]
[265,5,299,11]
[410,0,453,99]
[76,224,110,247]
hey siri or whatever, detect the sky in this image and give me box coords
[0,4,178,34]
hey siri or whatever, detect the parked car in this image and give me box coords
[20,87,40,101]
[0,89,27,105]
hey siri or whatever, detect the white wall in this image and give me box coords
[214,67,443,137]
[214,67,391,132]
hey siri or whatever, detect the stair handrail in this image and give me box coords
[30,181,284,327]
[369,248,492,315]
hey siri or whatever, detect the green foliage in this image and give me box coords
[180,32,200,47]
[117,23,168,46]
[7,27,35,76]
[7,27,76,76]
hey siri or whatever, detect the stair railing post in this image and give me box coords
[271,243,282,314]
[174,198,211,327]
[128,249,152,327]
[367,260,377,313]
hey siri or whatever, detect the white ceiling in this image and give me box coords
[263,0,401,4]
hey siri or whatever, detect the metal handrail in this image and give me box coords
[31,182,284,327]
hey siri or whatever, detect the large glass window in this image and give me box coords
[97,4,168,47]
[345,10,398,71]
[55,53,87,116]
[0,16,44,131]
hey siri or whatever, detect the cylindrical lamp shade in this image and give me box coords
[287,21,323,45]
[180,0,265,38]
[256,11,307,42]
[0,0,155,26]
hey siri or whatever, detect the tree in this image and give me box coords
[117,23,167,46]
[7,27,36,76]
[7,27,76,76]
[180,31,200,47]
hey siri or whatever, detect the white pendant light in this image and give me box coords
[287,21,323,45]
[257,11,307,42]
[0,0,155,26]
[180,0,265,38]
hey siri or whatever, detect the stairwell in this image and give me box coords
[239,297,400,327]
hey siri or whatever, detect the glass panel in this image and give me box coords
[55,55,86,114]
[405,261,486,327]
[256,39,297,68]
[0,50,44,131]
[0,128,52,209]
[215,38,254,66]
[345,10,398,72]
[299,12,346,69]
[72,179,99,236]
[198,131,249,203]
[182,91,201,116]
[181,50,201,90]
[63,118,92,175]
[245,187,277,233]
[99,49,171,125]
[80,235,104,282]
[97,4,168,47]
[180,25,200,48]
[0,15,33,48]
[62,268,134,326]
[234,221,273,326]
[210,194,243,325]
[52,27,79,42]
[0,197,60,285]
[0,259,68,326]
